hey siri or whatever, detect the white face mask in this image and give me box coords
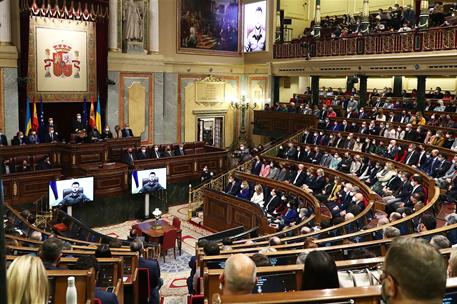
[154,148,159,151]
[408,148,413,152]
[270,191,275,196]
[141,149,146,153]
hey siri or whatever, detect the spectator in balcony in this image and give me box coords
[434,100,446,112]
[398,22,412,32]
[375,109,387,121]
[250,184,264,207]
[259,158,271,178]
[429,131,445,147]
[225,175,240,196]
[237,180,250,200]
[433,87,444,99]
[267,161,279,180]
[200,165,212,182]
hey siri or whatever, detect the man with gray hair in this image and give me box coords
[381,237,447,304]
[429,235,451,250]
[219,253,257,295]
[383,226,401,239]
[445,213,457,225]
[29,231,42,241]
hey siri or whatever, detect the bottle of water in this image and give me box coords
[66,276,77,304]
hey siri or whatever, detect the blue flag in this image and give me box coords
[132,170,139,188]
[25,97,31,134]
[49,180,58,201]
[39,96,45,142]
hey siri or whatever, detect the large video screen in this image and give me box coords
[131,168,167,194]
[49,177,94,207]
[243,0,267,53]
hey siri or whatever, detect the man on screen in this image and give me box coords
[244,6,266,52]
[59,181,91,206]
[139,172,164,193]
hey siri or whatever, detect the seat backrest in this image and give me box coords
[138,268,151,303]
[162,229,177,250]
[172,217,181,229]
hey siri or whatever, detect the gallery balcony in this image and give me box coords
[273,26,457,59]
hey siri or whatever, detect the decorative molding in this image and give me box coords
[119,72,154,144]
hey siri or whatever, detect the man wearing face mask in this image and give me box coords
[137,146,150,160]
[381,237,446,304]
[264,188,281,215]
[435,155,457,188]
[101,125,113,139]
[224,175,240,196]
[151,145,162,159]
[12,131,26,145]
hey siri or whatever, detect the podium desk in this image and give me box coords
[78,162,129,196]
[2,168,63,205]
[132,219,177,244]
[58,142,107,175]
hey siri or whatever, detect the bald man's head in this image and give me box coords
[220,254,257,295]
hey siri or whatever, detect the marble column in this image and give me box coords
[360,0,370,34]
[359,75,368,106]
[311,76,319,105]
[0,0,12,44]
[313,0,321,38]
[416,76,426,111]
[419,0,429,29]
[108,0,119,51]
[148,0,159,53]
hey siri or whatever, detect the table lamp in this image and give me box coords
[152,208,162,229]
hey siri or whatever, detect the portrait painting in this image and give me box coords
[177,0,240,55]
[243,0,267,53]
[28,17,97,101]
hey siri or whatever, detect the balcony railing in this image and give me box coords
[273,26,457,59]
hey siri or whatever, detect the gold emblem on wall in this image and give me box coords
[128,82,146,138]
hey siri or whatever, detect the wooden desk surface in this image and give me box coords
[132,219,176,238]
[78,162,129,172]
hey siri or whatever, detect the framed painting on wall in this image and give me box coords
[27,17,97,102]
[177,0,241,56]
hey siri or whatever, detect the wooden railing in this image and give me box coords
[274,26,457,59]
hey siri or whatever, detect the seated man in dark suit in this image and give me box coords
[59,181,91,206]
[1,159,14,175]
[162,145,174,158]
[72,113,85,133]
[151,145,162,159]
[27,130,40,144]
[88,127,101,141]
[130,240,162,304]
[12,131,26,145]
[101,125,113,140]
[224,175,240,195]
[136,146,150,160]
[122,147,135,165]
[37,155,53,170]
[174,144,185,156]
[40,237,65,270]
[45,127,60,143]
[73,256,119,304]
[139,172,165,193]
[0,128,8,146]
[17,160,31,172]
[121,124,134,138]
[264,188,281,215]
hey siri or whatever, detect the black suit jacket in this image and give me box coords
[122,152,135,165]
[121,128,134,137]
[290,171,306,187]
[404,151,420,166]
[45,132,59,143]
[11,136,26,145]
[265,196,281,214]
[310,176,325,192]
[151,150,162,159]
[139,257,161,291]
[225,181,240,195]
[251,161,262,175]
[136,151,150,160]
[0,134,8,146]
[174,148,185,156]
[1,164,14,174]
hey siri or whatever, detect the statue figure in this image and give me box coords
[123,0,143,41]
